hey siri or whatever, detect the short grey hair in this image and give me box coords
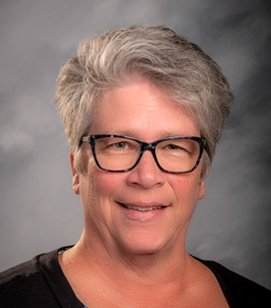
[55,25,233,172]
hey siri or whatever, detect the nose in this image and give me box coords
[126,151,165,189]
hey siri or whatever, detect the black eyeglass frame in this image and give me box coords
[80,134,207,174]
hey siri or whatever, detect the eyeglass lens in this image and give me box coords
[94,136,201,173]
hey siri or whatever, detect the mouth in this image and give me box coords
[117,202,168,212]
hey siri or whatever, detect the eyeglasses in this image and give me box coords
[80,134,207,174]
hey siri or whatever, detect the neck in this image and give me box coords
[59,230,194,307]
[59,230,229,308]
[66,230,190,284]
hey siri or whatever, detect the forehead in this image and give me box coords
[90,80,199,139]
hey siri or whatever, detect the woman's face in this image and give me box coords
[72,79,206,256]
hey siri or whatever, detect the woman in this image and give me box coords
[1,26,270,307]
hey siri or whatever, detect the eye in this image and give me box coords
[96,137,139,155]
[101,139,137,153]
[163,143,188,153]
[158,139,196,156]
[165,144,183,150]
[110,141,129,149]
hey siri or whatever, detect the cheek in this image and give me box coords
[170,173,203,203]
[79,170,115,224]
[84,171,126,229]
[90,169,124,200]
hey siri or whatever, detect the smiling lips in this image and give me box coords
[118,202,169,212]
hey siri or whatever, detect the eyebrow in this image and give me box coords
[91,129,200,139]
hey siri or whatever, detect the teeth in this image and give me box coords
[124,205,162,211]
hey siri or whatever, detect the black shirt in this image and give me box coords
[0,247,270,307]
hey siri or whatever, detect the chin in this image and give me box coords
[117,230,175,256]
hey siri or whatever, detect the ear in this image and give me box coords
[198,178,206,200]
[70,153,80,195]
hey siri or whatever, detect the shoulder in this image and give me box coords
[199,258,271,307]
[0,249,62,307]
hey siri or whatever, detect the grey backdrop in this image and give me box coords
[0,0,270,289]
